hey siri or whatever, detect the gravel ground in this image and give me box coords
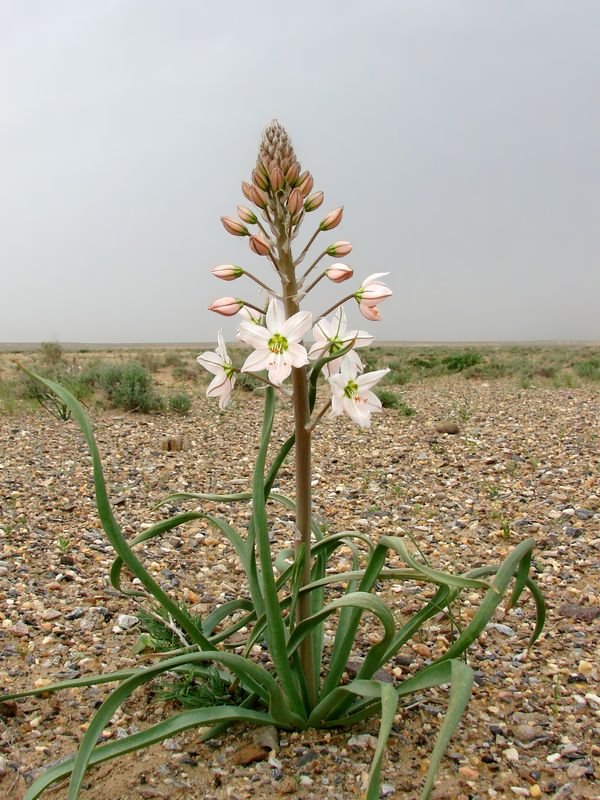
[1,377,599,799]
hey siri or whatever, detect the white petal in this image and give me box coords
[267,353,292,385]
[343,329,374,349]
[242,349,270,373]
[282,310,313,343]
[197,351,224,376]
[340,358,358,383]
[356,368,390,392]
[287,342,309,368]
[328,373,347,397]
[216,331,228,361]
[362,272,389,287]
[266,298,286,332]
[312,317,333,343]
[308,341,330,361]
[238,321,270,349]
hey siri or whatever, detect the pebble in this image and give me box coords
[114,613,139,630]
[503,747,519,762]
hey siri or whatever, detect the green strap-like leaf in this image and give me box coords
[24,705,275,800]
[25,371,213,652]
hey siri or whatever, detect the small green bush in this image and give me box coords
[442,351,482,373]
[39,340,63,366]
[169,393,192,414]
[575,358,600,381]
[97,362,164,412]
[375,389,416,415]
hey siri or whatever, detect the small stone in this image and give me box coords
[348,733,378,749]
[458,766,479,781]
[252,725,279,753]
[547,752,562,763]
[577,659,593,675]
[232,743,270,766]
[514,723,543,743]
[566,763,591,779]
[412,642,432,658]
[503,747,519,763]
[511,789,529,797]
[530,785,542,798]
[41,609,62,621]
[115,614,139,630]
[435,422,460,435]
[381,783,395,797]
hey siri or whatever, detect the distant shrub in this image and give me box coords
[442,351,482,373]
[136,351,162,372]
[40,340,63,366]
[97,362,164,412]
[575,358,600,381]
[375,389,416,415]
[407,355,437,370]
[385,368,411,385]
[464,361,507,380]
[163,352,184,368]
[169,393,192,414]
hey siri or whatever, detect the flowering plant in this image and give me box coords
[7,122,545,800]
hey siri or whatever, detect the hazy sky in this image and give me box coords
[1,1,599,343]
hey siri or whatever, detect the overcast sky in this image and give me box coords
[1,1,599,343]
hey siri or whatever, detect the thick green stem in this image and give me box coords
[279,247,317,709]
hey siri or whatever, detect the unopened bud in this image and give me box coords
[241,181,254,202]
[269,166,285,192]
[326,241,352,257]
[208,297,244,316]
[298,173,314,197]
[325,263,353,283]
[285,162,300,185]
[252,168,269,191]
[319,207,344,231]
[249,185,267,209]
[237,205,258,225]
[221,216,249,237]
[304,191,324,212]
[249,235,271,257]
[287,188,304,216]
[212,265,244,281]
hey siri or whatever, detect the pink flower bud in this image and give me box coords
[252,168,269,191]
[270,166,284,192]
[237,205,257,224]
[325,263,353,283]
[285,162,300,185]
[355,273,392,320]
[287,188,304,216]
[241,181,254,202]
[319,207,344,231]
[249,235,271,257]
[304,191,324,212]
[298,173,314,197]
[326,241,352,257]
[221,216,249,237]
[208,297,244,316]
[212,264,243,281]
[249,185,267,209]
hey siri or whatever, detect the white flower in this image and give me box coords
[354,272,392,320]
[308,307,373,377]
[238,298,312,386]
[196,332,236,409]
[328,360,390,428]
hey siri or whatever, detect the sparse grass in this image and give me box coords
[169,392,192,415]
[375,389,416,415]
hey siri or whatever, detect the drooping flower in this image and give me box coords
[328,360,390,427]
[308,307,373,376]
[239,298,312,386]
[208,297,244,316]
[354,272,392,320]
[325,263,353,283]
[197,332,236,409]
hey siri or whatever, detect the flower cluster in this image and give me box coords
[198,120,393,428]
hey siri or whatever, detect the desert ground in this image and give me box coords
[0,344,598,799]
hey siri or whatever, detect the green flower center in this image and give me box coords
[224,363,236,379]
[268,333,289,354]
[344,380,358,399]
[329,336,344,355]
